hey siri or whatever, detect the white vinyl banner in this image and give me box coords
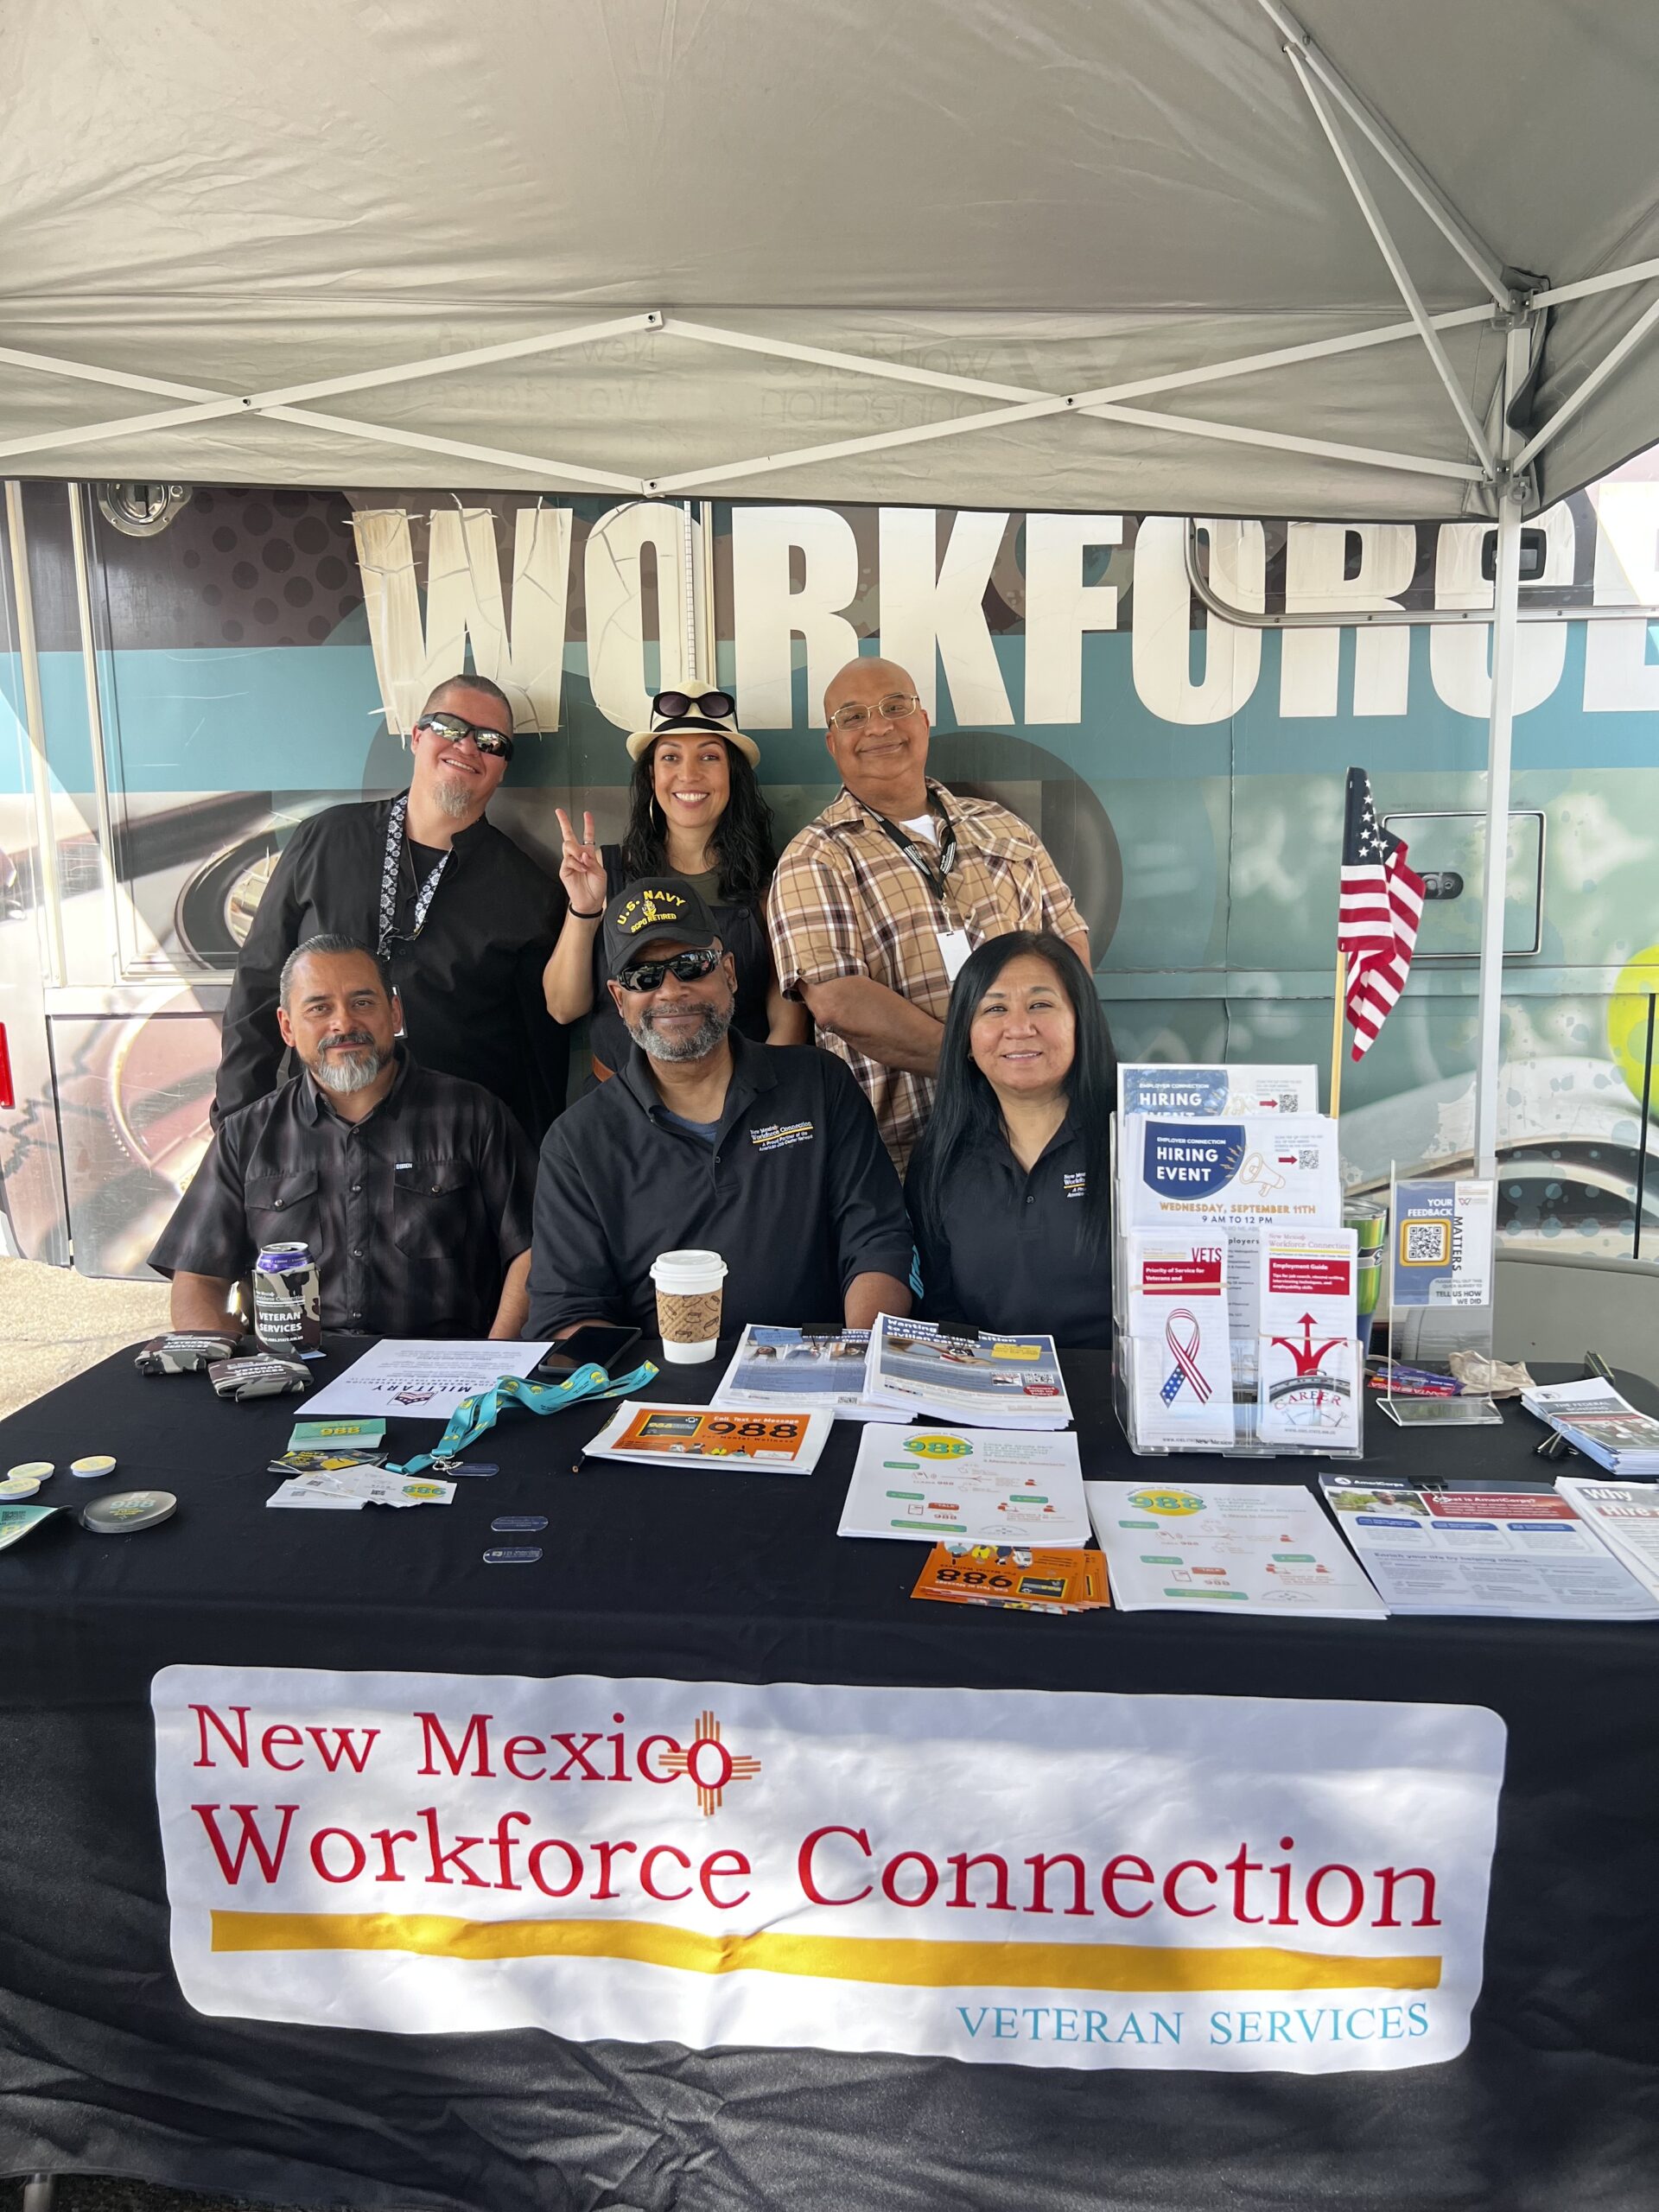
[153,1668,1505,2073]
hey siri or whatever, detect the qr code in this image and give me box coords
[1402,1219,1450,1265]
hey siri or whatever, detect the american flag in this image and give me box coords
[1339,766,1425,1061]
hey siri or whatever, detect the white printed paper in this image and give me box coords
[1321,1479,1659,1619]
[840,1426,1090,1545]
[1553,1475,1659,1596]
[1117,1064,1319,1118]
[1123,1234,1228,1338]
[715,1325,886,1419]
[1125,1315,1237,1450]
[266,1471,457,1510]
[1257,1336,1360,1449]
[862,1317,1071,1429]
[302,1340,550,1421]
[1122,1115,1341,1232]
[1084,1479,1386,1618]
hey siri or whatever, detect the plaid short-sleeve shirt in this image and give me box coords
[766,779,1086,1170]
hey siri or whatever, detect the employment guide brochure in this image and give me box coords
[715,1325,887,1419]
[1320,1475,1659,1620]
[861,1316,1071,1429]
[1084,1478,1386,1619]
[839,1427,1090,1545]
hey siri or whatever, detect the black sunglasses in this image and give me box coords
[615,946,722,994]
[651,690,735,728]
[416,711,515,762]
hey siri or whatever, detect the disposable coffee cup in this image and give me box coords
[649,1249,728,1364]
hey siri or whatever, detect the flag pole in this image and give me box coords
[1330,950,1347,1121]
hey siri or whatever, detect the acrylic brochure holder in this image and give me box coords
[1109,1114,1364,1462]
[1377,1166,1503,1428]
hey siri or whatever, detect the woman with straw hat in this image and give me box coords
[543,689,806,1077]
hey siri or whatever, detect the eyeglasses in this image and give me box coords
[615,946,722,994]
[415,712,515,762]
[652,690,736,728]
[827,691,922,732]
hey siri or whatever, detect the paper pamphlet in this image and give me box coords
[583,1402,832,1475]
[1522,1379,1659,1473]
[1124,1313,1237,1449]
[1117,1064,1319,1118]
[266,1471,456,1510]
[910,1542,1109,1613]
[303,1339,550,1421]
[1121,1115,1341,1231]
[862,1316,1071,1429]
[1389,1179,1495,1309]
[1320,1477,1659,1619]
[1554,1475,1659,1596]
[839,1426,1090,1544]
[1085,1478,1386,1618]
[0,1504,58,1552]
[1255,1228,1360,1448]
[715,1325,887,1419]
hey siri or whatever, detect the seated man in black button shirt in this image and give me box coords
[527,880,912,1340]
[153,936,535,1339]
[213,672,566,1141]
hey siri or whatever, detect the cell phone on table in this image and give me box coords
[534,1325,644,1379]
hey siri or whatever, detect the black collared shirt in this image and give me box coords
[151,1052,536,1338]
[214,797,567,1140]
[527,1035,912,1337]
[906,1117,1113,1350]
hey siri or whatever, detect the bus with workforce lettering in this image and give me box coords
[1,470,1656,1276]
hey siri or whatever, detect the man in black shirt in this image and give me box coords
[155,938,535,1338]
[214,673,567,1140]
[527,879,912,1339]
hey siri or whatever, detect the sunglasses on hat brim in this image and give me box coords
[651,690,736,730]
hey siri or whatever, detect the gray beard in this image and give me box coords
[431,773,476,821]
[313,1046,385,1094]
[630,1001,732,1064]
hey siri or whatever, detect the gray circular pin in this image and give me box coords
[81,1490,178,1534]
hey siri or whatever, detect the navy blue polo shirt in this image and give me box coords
[527,1035,912,1337]
[906,1116,1113,1350]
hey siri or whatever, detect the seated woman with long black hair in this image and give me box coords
[905,931,1116,1350]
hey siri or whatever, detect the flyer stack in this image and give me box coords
[1112,1063,1362,1458]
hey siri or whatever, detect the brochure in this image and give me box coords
[1319,1476,1659,1619]
[861,1315,1071,1429]
[265,1470,456,1510]
[1123,1233,1228,1338]
[910,1542,1109,1613]
[267,1449,389,1477]
[583,1402,832,1475]
[1085,1479,1386,1618]
[1123,1319,1237,1449]
[839,1426,1090,1544]
[1554,1474,1659,1597]
[1521,1378,1659,1474]
[1255,1233,1361,1448]
[715,1325,887,1420]
[1116,1063,1319,1118]
[1120,1114,1341,1233]
[303,1338,550,1421]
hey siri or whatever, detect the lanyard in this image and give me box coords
[385,1357,659,1475]
[378,793,452,959]
[866,798,957,905]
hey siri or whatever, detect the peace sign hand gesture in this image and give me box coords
[555,808,607,919]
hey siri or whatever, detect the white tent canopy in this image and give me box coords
[2,0,1657,518]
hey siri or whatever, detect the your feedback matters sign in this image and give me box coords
[154,1669,1504,2073]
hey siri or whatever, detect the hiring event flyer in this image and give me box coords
[1117,1063,1319,1118]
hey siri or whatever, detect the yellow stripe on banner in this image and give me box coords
[211,1913,1441,1993]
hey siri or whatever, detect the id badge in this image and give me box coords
[937,928,974,982]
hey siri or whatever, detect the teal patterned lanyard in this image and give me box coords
[385,1360,658,1475]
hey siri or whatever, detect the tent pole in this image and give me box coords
[1471,329,1533,1182]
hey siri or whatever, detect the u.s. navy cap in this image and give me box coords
[601,877,720,979]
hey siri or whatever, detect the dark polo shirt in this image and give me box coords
[214,797,567,1141]
[527,1035,912,1338]
[151,1051,535,1338]
[906,1116,1114,1351]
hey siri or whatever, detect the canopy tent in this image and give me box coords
[4,0,1659,1169]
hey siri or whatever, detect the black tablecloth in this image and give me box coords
[1,1341,1656,2212]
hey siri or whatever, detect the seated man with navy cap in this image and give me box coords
[527,878,912,1340]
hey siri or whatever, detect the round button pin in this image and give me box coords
[0,1473,44,1500]
[6,1461,54,1485]
[71,1454,118,1478]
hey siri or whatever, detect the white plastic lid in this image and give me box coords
[649,1248,728,1289]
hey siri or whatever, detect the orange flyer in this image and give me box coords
[911,1543,1111,1613]
[608,1406,819,1465]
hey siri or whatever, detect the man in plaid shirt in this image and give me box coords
[767,658,1090,1171]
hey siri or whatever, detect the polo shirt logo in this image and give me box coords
[750,1119,816,1154]
[1063,1171,1088,1200]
